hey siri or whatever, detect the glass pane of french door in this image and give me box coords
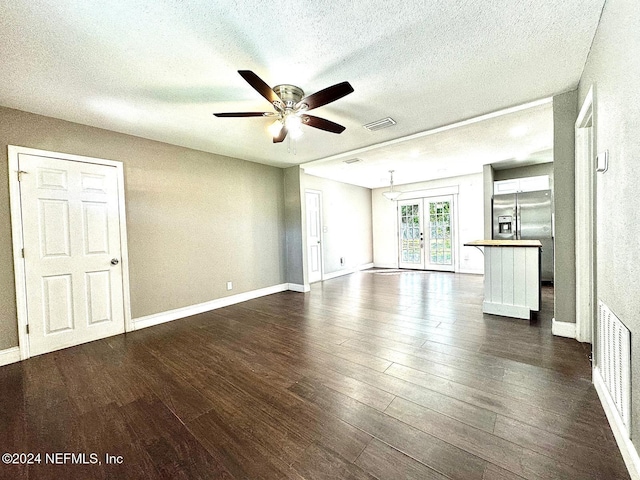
[398,201,424,269]
[426,195,454,271]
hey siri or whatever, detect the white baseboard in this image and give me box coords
[373,263,398,269]
[458,268,484,275]
[551,318,577,338]
[288,283,310,293]
[483,301,530,320]
[323,263,375,280]
[372,264,482,275]
[134,283,289,330]
[0,346,21,367]
[594,367,640,480]
[322,270,344,280]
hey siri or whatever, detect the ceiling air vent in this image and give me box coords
[363,117,397,132]
[343,158,362,164]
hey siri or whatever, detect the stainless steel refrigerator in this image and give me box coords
[492,190,554,282]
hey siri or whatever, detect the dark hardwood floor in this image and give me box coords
[0,270,629,479]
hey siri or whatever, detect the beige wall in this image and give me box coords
[482,164,495,239]
[578,0,640,442]
[284,166,305,286]
[303,173,373,275]
[552,90,578,325]
[0,107,286,350]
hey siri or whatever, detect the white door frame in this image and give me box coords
[574,86,597,343]
[8,146,133,360]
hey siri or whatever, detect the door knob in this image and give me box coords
[110,258,119,266]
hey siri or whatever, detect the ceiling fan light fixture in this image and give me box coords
[382,170,402,200]
[289,125,304,140]
[268,119,284,137]
[285,114,303,139]
[285,114,302,128]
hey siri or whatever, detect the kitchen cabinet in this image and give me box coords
[493,175,550,194]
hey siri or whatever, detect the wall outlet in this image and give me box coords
[226,281,233,291]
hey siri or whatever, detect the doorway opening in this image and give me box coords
[575,86,597,344]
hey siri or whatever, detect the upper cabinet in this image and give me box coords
[494,175,550,194]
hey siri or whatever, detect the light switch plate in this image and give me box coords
[596,150,609,173]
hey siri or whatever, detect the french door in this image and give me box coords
[398,195,455,272]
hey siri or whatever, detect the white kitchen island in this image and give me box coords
[464,239,542,320]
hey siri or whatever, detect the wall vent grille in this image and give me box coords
[597,300,631,432]
[363,117,397,131]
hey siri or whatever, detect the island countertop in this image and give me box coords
[464,239,542,248]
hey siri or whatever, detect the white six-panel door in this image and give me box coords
[305,190,323,283]
[18,153,126,356]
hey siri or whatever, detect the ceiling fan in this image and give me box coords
[214,70,354,143]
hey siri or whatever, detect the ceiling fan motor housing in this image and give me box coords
[273,84,305,109]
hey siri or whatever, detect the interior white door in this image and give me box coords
[425,195,455,272]
[305,190,323,283]
[398,200,424,269]
[19,153,125,356]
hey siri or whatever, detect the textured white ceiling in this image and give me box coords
[0,0,604,179]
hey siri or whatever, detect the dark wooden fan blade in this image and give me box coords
[298,81,353,110]
[213,112,271,117]
[238,70,281,105]
[302,115,346,134]
[273,127,288,143]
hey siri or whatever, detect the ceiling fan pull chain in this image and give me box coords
[286,135,297,155]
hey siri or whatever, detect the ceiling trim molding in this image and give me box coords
[303,97,553,168]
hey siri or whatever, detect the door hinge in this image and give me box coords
[17,170,28,181]
[26,324,29,334]
[21,248,24,258]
